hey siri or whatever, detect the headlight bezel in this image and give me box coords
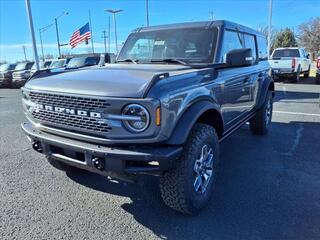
[122,103,150,133]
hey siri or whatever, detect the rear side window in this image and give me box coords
[243,34,257,62]
[257,36,268,61]
[219,30,244,63]
[272,49,300,58]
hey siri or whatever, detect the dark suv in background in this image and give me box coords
[12,61,34,88]
[0,63,17,88]
[22,20,274,214]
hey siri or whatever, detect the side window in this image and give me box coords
[27,62,34,69]
[257,36,268,61]
[220,30,243,62]
[244,34,257,62]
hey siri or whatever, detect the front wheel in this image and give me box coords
[250,91,273,135]
[159,123,219,214]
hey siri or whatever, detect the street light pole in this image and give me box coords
[55,18,61,58]
[39,23,54,61]
[108,16,111,52]
[146,0,149,27]
[105,9,123,54]
[39,29,44,60]
[25,0,39,70]
[267,0,273,59]
[54,12,68,58]
[22,45,27,61]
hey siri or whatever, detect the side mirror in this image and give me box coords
[225,48,254,67]
[306,53,310,59]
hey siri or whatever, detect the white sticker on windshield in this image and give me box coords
[154,40,165,45]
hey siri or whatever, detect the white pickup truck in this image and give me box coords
[269,47,311,82]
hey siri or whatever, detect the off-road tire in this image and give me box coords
[46,156,81,173]
[303,66,310,78]
[292,66,301,83]
[159,123,219,215]
[250,91,273,135]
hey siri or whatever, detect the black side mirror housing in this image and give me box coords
[306,53,310,59]
[225,48,254,67]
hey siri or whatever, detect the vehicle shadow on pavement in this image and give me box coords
[274,90,320,103]
[274,76,318,85]
[67,120,320,240]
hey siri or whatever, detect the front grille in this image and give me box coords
[28,91,111,134]
[29,92,110,111]
[32,110,111,133]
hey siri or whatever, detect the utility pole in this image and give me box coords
[22,45,27,61]
[105,9,123,54]
[146,0,149,27]
[25,0,39,70]
[89,10,94,53]
[102,30,107,53]
[267,0,273,59]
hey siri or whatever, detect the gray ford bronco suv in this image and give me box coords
[21,20,274,214]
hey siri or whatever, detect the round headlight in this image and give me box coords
[122,104,150,132]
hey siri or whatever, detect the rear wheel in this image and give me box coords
[46,156,81,173]
[250,91,273,135]
[159,123,219,214]
[292,66,301,83]
[316,74,320,84]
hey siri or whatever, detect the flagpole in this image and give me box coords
[89,10,94,53]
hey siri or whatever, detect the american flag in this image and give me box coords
[69,23,91,48]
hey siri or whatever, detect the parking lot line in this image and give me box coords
[273,110,320,117]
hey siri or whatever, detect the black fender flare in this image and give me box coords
[255,77,275,110]
[166,100,222,145]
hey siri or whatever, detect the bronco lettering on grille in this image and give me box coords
[34,104,102,118]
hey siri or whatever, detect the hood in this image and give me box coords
[24,64,194,98]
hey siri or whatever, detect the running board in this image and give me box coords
[219,111,256,143]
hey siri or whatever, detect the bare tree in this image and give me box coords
[256,25,277,52]
[297,17,320,57]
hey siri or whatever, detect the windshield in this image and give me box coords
[66,56,99,69]
[0,64,16,71]
[118,27,217,64]
[272,49,300,58]
[15,63,28,71]
[66,57,86,68]
[50,60,65,69]
[31,61,52,70]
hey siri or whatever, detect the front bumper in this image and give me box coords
[21,122,182,181]
[12,77,28,87]
[0,78,10,87]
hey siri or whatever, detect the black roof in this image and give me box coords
[133,20,264,37]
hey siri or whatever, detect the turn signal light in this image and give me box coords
[156,107,161,126]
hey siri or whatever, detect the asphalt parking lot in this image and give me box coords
[1,78,320,240]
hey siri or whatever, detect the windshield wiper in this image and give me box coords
[117,59,138,64]
[150,58,189,66]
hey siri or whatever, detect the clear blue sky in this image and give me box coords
[0,0,319,62]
